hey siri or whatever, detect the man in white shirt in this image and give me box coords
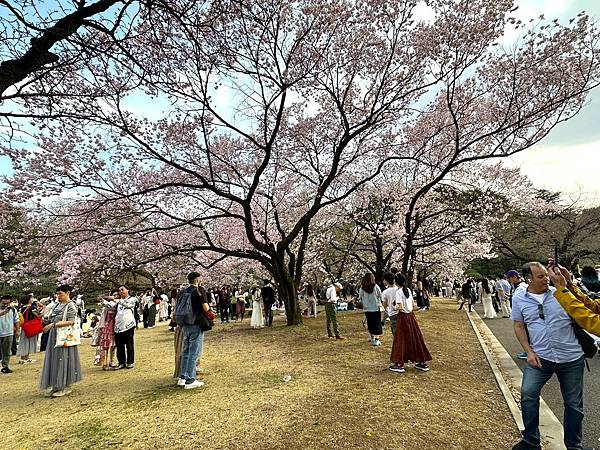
[113,285,137,369]
[325,282,345,340]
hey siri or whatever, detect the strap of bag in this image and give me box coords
[25,307,30,321]
[61,302,71,322]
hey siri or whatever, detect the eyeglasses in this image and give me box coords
[538,304,545,320]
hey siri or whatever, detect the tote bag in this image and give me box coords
[21,307,43,338]
[54,303,81,348]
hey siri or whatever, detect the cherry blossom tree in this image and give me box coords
[2,0,600,325]
[315,163,538,283]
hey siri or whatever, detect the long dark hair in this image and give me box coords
[361,272,375,294]
[482,278,491,294]
[396,274,410,298]
[306,283,315,297]
[21,293,33,306]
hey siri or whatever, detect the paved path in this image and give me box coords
[472,303,600,449]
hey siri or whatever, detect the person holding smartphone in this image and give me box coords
[549,264,600,336]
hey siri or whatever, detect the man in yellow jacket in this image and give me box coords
[548,264,600,336]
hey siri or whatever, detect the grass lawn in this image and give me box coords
[2,298,519,449]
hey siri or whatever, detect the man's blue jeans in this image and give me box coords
[520,355,584,449]
[179,324,204,383]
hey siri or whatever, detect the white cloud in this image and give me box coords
[413,2,435,22]
[506,140,600,205]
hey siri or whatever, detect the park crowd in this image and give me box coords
[0,268,435,397]
[2,262,600,450]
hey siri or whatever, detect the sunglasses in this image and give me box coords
[538,304,545,320]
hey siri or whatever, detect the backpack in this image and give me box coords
[175,287,196,326]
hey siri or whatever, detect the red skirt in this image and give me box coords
[390,312,432,364]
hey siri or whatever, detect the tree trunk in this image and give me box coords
[272,256,302,326]
[402,245,417,289]
[401,236,412,278]
[374,261,385,286]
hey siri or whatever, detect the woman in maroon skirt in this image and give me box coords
[389,274,431,373]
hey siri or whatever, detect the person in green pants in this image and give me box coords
[325,283,345,340]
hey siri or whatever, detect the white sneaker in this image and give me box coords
[184,380,205,390]
[177,378,186,387]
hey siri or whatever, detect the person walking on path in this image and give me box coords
[16,294,41,364]
[454,280,463,305]
[176,271,209,390]
[389,274,431,373]
[458,279,475,312]
[496,273,512,318]
[261,280,276,327]
[479,278,497,319]
[113,285,137,370]
[325,282,345,340]
[508,270,526,306]
[511,262,586,450]
[359,272,383,346]
[39,285,82,397]
[0,295,19,374]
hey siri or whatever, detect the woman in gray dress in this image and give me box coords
[39,285,82,397]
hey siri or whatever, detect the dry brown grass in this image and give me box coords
[2,298,519,450]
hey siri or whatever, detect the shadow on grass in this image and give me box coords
[38,420,122,450]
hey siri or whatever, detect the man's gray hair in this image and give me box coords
[522,262,545,281]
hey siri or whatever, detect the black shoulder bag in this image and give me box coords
[571,319,598,359]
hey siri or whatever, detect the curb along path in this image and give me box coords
[466,309,566,450]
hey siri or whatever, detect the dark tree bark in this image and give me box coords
[0,0,124,96]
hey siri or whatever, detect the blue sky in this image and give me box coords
[2,0,600,203]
